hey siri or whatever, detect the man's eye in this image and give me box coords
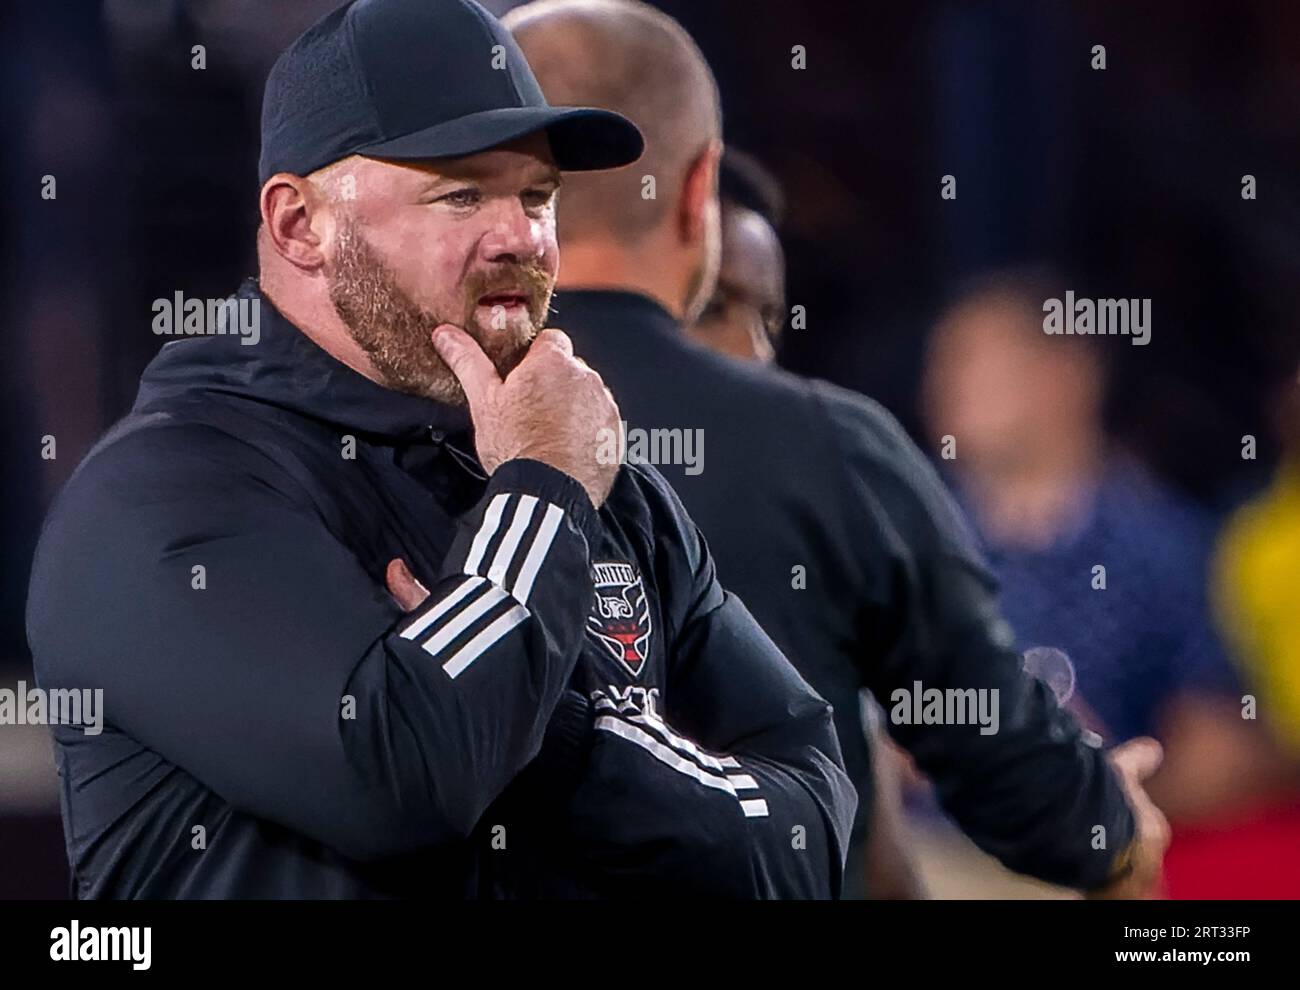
[439,189,481,207]
[522,189,555,211]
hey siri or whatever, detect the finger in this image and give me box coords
[1111,736,1165,782]
[386,557,430,612]
[432,324,501,407]
[533,327,574,357]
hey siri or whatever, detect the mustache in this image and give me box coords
[462,263,553,309]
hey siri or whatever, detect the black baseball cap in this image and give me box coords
[258,0,644,183]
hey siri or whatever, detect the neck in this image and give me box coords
[966,429,1104,549]
[556,238,686,322]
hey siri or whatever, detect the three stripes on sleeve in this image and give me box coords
[400,492,566,679]
[398,489,768,819]
[591,690,770,819]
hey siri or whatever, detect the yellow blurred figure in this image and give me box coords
[1215,460,1300,755]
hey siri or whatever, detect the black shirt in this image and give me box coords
[554,288,1135,893]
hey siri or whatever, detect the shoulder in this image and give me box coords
[687,356,934,482]
[797,378,986,564]
[802,377,925,473]
[1099,461,1220,583]
[38,410,312,554]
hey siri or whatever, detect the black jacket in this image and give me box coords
[26,278,856,899]
[553,288,1135,893]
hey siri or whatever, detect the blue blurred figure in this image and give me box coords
[921,271,1268,829]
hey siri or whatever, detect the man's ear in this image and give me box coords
[677,139,723,246]
[259,173,332,271]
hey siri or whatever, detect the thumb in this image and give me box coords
[432,324,499,409]
[1110,736,1164,783]
[386,557,430,613]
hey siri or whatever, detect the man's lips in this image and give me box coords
[477,292,528,308]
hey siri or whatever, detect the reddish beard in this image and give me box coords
[327,217,553,404]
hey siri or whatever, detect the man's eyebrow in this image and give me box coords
[528,169,562,188]
[415,168,561,192]
[417,174,456,194]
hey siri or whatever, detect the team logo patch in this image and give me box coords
[586,560,653,677]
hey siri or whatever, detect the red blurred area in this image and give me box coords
[1163,800,1300,899]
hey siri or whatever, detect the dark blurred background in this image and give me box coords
[4,0,1300,898]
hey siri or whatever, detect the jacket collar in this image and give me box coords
[551,288,681,346]
[135,277,471,441]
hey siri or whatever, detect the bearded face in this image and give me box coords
[327,213,554,405]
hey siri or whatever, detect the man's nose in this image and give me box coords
[478,198,543,265]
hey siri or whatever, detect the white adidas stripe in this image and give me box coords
[511,503,564,604]
[595,716,769,818]
[400,576,485,641]
[591,698,742,778]
[628,710,730,774]
[463,492,510,575]
[402,491,567,678]
[463,494,564,605]
[443,604,529,679]
[421,586,508,658]
[486,495,537,583]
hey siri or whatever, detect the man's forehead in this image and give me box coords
[314,141,559,200]
[370,133,559,184]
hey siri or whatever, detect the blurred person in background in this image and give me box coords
[922,271,1297,896]
[687,147,923,897]
[508,0,1170,901]
[686,148,785,364]
[1202,374,1300,897]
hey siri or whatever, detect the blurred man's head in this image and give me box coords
[506,0,724,322]
[688,149,787,363]
[922,271,1106,475]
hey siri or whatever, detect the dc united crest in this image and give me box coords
[587,560,652,677]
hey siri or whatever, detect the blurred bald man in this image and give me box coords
[507,0,1169,900]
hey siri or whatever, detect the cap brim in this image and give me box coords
[357,105,643,172]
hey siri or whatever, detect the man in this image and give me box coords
[685,148,925,898]
[687,148,785,363]
[922,273,1242,750]
[507,0,1168,898]
[26,0,855,899]
[925,272,1298,895]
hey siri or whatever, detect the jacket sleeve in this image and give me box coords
[563,468,857,899]
[26,422,596,863]
[816,384,1136,891]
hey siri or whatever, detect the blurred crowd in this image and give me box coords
[3,0,1300,897]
